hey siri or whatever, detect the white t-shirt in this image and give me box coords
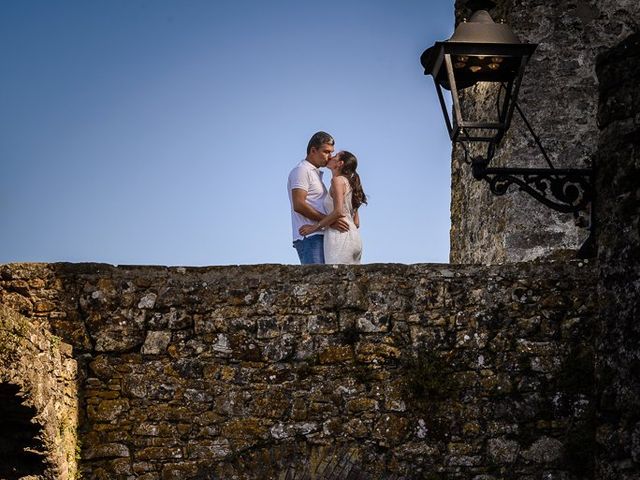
[287,159,328,242]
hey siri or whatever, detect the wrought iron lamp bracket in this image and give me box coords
[460,93,595,220]
[462,102,596,258]
[472,160,594,217]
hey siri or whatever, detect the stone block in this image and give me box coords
[270,421,319,440]
[262,333,295,362]
[346,397,378,414]
[160,462,199,480]
[487,437,520,464]
[308,314,338,334]
[137,293,157,309]
[88,399,130,422]
[373,414,409,446]
[83,442,130,459]
[356,313,390,333]
[135,446,183,461]
[355,342,400,363]
[187,439,232,460]
[141,331,171,355]
[105,457,133,475]
[521,436,563,463]
[222,417,269,450]
[318,345,354,364]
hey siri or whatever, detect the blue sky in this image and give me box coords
[0,0,454,266]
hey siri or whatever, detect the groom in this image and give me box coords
[287,131,349,264]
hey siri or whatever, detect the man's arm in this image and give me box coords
[292,188,350,232]
[292,188,325,222]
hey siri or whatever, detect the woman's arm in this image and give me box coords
[353,209,360,228]
[299,176,346,236]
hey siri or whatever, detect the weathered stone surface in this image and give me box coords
[0,261,601,478]
[595,30,640,480]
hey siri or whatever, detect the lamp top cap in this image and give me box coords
[465,0,497,13]
[467,10,497,24]
[448,9,522,44]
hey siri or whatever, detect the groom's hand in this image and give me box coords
[299,224,318,236]
[330,217,350,232]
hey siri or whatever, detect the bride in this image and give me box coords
[299,151,367,264]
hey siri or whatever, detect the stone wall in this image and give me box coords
[0,303,78,480]
[594,31,640,479]
[450,0,640,264]
[1,261,597,479]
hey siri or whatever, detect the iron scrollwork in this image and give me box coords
[483,167,593,216]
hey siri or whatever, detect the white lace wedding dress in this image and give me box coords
[323,177,362,264]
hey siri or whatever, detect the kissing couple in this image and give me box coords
[287,131,367,265]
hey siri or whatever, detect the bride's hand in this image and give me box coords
[330,217,350,232]
[299,224,318,236]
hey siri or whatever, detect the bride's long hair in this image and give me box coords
[339,151,367,210]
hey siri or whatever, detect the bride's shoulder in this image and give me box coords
[330,175,347,186]
[331,175,350,187]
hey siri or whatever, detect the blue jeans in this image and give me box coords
[293,235,325,264]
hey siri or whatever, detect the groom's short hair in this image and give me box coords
[307,131,335,154]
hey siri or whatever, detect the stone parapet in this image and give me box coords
[1,261,597,478]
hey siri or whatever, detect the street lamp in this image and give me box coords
[421,6,595,257]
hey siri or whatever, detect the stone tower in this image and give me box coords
[449,0,639,263]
